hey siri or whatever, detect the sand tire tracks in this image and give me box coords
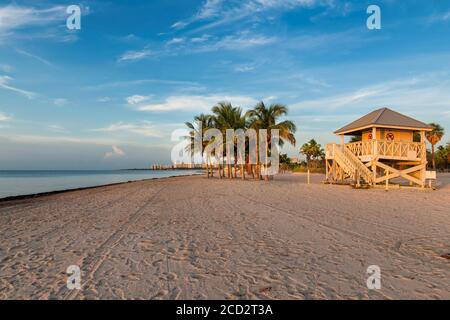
[60,185,168,300]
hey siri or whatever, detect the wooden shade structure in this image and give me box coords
[325,108,433,188]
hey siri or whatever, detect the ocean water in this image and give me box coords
[0,170,202,199]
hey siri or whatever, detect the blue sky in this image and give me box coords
[0,0,449,169]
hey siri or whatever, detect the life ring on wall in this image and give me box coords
[368,133,373,139]
[386,132,394,141]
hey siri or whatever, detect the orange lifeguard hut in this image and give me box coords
[325,107,433,188]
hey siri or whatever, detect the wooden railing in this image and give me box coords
[345,140,425,160]
[345,141,374,158]
[326,143,373,183]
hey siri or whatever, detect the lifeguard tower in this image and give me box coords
[325,107,433,188]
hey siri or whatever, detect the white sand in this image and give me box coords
[0,173,449,300]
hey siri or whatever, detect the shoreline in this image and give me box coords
[0,172,203,204]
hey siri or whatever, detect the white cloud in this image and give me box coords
[0,4,66,34]
[191,34,210,43]
[97,97,111,103]
[0,112,12,121]
[171,21,189,30]
[171,0,223,29]
[171,0,326,31]
[196,33,276,51]
[133,94,258,112]
[86,79,201,90]
[104,145,125,159]
[167,37,185,45]
[48,124,65,131]
[53,98,68,106]
[0,75,35,98]
[91,122,162,137]
[234,64,256,73]
[0,64,12,72]
[9,135,125,146]
[292,74,450,117]
[16,49,53,66]
[428,10,450,23]
[126,95,152,105]
[117,49,153,62]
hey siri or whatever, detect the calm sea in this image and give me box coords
[0,170,202,199]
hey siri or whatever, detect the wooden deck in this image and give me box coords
[326,140,426,162]
[325,140,428,188]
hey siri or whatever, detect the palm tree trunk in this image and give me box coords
[256,138,261,180]
[210,159,213,177]
[432,144,436,170]
[264,138,269,181]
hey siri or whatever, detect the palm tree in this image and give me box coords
[300,139,324,169]
[211,102,247,179]
[185,114,214,177]
[246,102,297,180]
[350,135,361,143]
[426,123,445,170]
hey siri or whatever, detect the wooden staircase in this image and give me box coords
[331,145,373,185]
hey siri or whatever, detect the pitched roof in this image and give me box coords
[334,107,433,134]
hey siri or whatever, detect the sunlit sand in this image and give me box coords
[0,174,449,299]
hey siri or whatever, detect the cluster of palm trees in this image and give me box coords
[185,101,297,181]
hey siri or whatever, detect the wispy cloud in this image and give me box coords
[0,64,13,72]
[0,4,66,34]
[8,135,125,146]
[171,0,329,31]
[292,73,450,119]
[0,75,35,98]
[16,48,53,66]
[0,112,12,121]
[86,79,201,90]
[126,95,152,105]
[167,37,186,45]
[191,34,210,43]
[104,145,125,159]
[195,33,276,51]
[48,124,65,132]
[96,97,111,103]
[427,10,450,23]
[91,122,162,137]
[131,94,258,112]
[117,49,153,62]
[234,64,256,73]
[53,98,68,106]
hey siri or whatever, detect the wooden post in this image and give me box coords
[420,130,426,188]
[385,168,389,191]
[372,127,377,186]
[356,169,360,188]
[340,135,345,152]
[307,169,310,184]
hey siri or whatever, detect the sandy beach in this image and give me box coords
[0,173,449,300]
